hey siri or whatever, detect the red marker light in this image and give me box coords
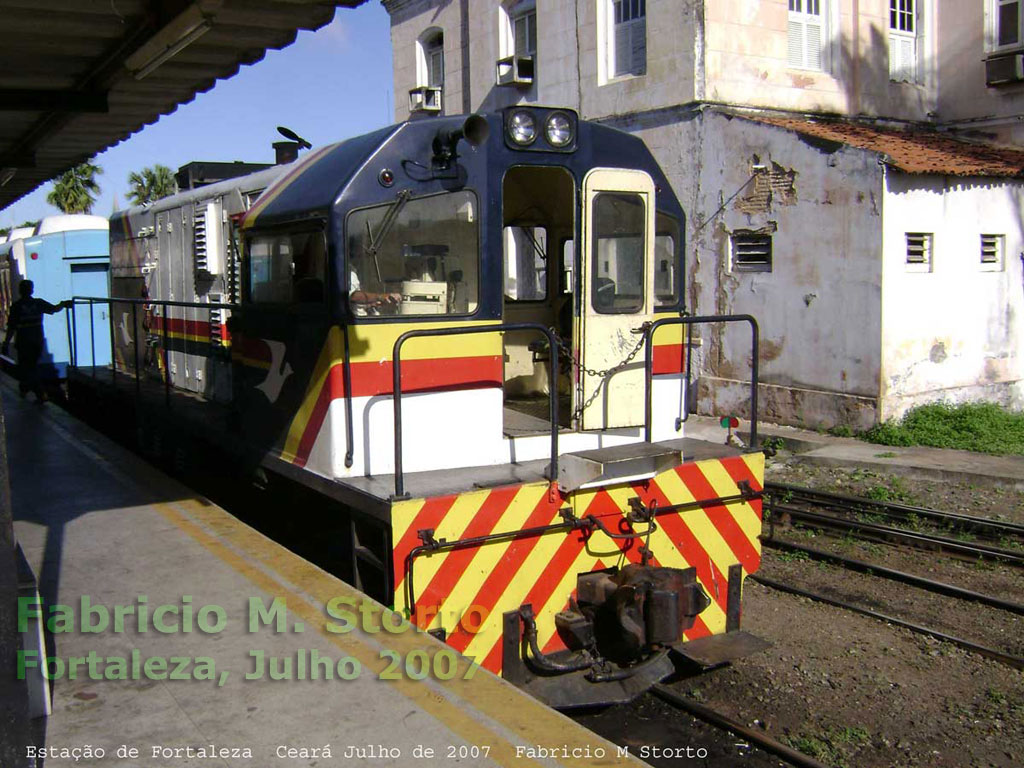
[30,252,38,260]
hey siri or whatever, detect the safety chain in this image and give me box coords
[549,325,649,423]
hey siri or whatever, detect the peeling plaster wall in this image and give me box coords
[692,111,884,429]
[614,109,884,430]
[880,172,1024,419]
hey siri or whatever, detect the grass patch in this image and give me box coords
[874,451,898,458]
[864,477,916,504]
[863,402,1024,455]
[776,549,812,563]
[787,727,869,767]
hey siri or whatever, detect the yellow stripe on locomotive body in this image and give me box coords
[390,451,764,675]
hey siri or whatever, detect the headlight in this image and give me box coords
[507,110,537,146]
[545,112,574,147]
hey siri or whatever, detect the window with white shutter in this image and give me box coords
[889,0,920,82]
[610,0,646,78]
[788,0,824,71]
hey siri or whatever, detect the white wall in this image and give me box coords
[880,171,1024,418]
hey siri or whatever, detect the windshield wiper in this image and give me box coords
[364,189,412,282]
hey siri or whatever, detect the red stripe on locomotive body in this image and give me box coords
[675,464,761,575]
[290,355,503,466]
[346,355,503,398]
[150,316,222,338]
[446,491,566,653]
[652,342,686,375]
[392,495,460,592]
[413,487,520,628]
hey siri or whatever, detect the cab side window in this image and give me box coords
[246,230,326,305]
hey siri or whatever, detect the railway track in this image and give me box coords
[649,685,833,768]
[760,482,1024,671]
[761,537,1024,615]
[764,482,1024,567]
[751,574,1024,671]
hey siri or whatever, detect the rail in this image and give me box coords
[66,295,237,406]
[643,314,759,447]
[391,323,559,499]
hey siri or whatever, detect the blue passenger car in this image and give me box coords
[0,215,111,378]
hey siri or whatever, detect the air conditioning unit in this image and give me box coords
[496,55,535,87]
[985,53,1024,86]
[408,86,442,113]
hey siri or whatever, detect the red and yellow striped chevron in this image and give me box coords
[390,451,764,674]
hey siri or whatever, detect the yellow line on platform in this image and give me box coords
[155,497,636,768]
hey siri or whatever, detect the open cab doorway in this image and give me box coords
[501,165,575,436]
[501,165,661,438]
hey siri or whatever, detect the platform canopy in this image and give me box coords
[0,0,366,211]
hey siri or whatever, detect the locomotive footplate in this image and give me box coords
[670,630,771,669]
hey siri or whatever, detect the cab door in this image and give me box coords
[577,168,656,430]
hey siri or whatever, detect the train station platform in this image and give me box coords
[1,381,644,767]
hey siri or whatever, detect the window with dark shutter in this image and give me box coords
[731,233,773,273]
[905,232,933,268]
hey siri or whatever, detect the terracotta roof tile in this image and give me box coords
[748,116,1024,178]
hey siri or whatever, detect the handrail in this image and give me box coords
[392,322,559,499]
[643,314,759,448]
[67,295,240,399]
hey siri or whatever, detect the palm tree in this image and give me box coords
[126,165,177,206]
[47,162,102,214]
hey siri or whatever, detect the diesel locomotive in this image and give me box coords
[75,107,765,707]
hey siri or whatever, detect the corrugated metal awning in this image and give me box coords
[0,0,366,210]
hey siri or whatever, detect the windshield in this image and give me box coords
[345,191,479,317]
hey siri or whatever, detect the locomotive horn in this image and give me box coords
[276,126,312,150]
[432,114,489,169]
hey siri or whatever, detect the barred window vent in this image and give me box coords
[194,203,209,272]
[209,294,224,346]
[905,232,932,264]
[981,234,1003,264]
[732,233,773,272]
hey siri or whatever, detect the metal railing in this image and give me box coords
[68,295,235,407]
[392,322,560,499]
[643,314,759,448]
[66,296,762,492]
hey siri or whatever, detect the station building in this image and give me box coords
[382,0,1024,428]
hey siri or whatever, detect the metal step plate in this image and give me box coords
[671,630,771,668]
[559,442,682,491]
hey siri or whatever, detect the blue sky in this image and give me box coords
[0,2,393,229]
